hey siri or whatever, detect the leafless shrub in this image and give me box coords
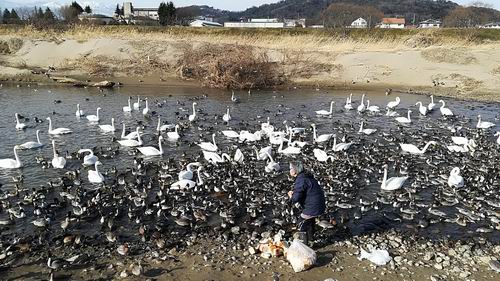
[178,44,285,89]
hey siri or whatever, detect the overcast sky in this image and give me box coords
[4,0,500,11]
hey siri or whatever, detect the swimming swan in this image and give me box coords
[51,140,66,169]
[0,146,22,169]
[316,101,335,116]
[19,130,43,149]
[137,136,164,156]
[399,141,436,154]
[46,117,72,135]
[88,161,104,184]
[381,164,408,191]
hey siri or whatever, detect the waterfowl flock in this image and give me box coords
[0,87,499,274]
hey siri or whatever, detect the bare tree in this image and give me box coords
[469,1,493,9]
[321,3,383,28]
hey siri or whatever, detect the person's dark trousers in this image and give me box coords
[297,216,315,244]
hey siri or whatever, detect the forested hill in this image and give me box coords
[234,0,460,23]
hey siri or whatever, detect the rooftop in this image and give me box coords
[382,18,405,24]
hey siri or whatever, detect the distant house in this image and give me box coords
[350,17,367,28]
[482,22,500,29]
[379,18,405,29]
[123,2,158,20]
[190,20,222,28]
[284,18,306,28]
[78,13,115,25]
[419,19,441,28]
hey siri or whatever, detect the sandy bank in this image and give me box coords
[1,32,500,102]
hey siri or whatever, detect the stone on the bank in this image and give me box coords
[434,263,443,270]
[424,252,434,261]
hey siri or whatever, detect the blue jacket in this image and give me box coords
[291,172,326,217]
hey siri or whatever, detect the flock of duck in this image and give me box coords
[0,88,499,271]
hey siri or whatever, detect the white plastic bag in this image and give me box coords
[286,239,317,272]
[358,248,392,266]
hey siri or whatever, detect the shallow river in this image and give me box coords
[0,85,498,248]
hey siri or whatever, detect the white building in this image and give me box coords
[482,22,500,29]
[379,18,405,29]
[224,19,284,28]
[419,19,441,28]
[190,20,223,27]
[284,18,306,28]
[123,2,158,20]
[350,17,367,28]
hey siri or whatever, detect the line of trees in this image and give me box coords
[321,3,383,28]
[158,2,176,26]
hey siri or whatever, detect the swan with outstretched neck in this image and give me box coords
[0,146,22,169]
[137,136,164,156]
[99,118,115,132]
[19,130,43,149]
[133,96,141,110]
[415,102,427,116]
[189,102,197,122]
[316,101,335,116]
[400,141,436,154]
[428,95,436,111]
[439,100,453,116]
[86,107,101,122]
[395,110,412,124]
[198,134,218,151]
[118,127,143,147]
[46,117,72,135]
[51,140,66,169]
[357,94,366,113]
[75,104,84,117]
[222,107,231,122]
[15,113,26,130]
[359,121,377,135]
[311,124,332,143]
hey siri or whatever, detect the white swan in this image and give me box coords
[415,102,427,116]
[395,110,412,124]
[88,161,104,184]
[15,113,26,130]
[448,167,464,188]
[359,121,377,135]
[171,167,203,190]
[287,132,308,148]
[198,134,218,151]
[284,121,305,135]
[133,96,141,110]
[99,118,115,132]
[222,108,231,122]
[231,91,240,103]
[261,117,274,136]
[451,136,469,146]
[385,108,399,117]
[313,148,333,162]
[156,116,175,132]
[254,146,272,161]
[439,100,453,116]
[46,117,72,135]
[357,94,366,113]
[86,107,101,122]
[118,128,143,147]
[332,135,353,152]
[78,149,98,166]
[0,146,22,169]
[121,123,140,140]
[264,151,280,173]
[166,125,180,140]
[179,162,201,180]
[278,139,301,155]
[495,132,500,145]
[222,130,240,138]
[269,131,287,145]
[75,104,84,117]
[311,124,332,143]
[138,136,163,156]
[188,102,197,122]
[381,164,408,191]
[19,130,43,149]
[344,93,353,110]
[51,140,66,169]
[316,101,335,116]
[366,100,380,113]
[233,148,244,164]
[202,150,230,164]
[476,115,495,129]
[399,141,436,154]
[447,143,473,153]
[142,98,150,116]
[386,97,400,109]
[428,95,436,111]
[123,97,132,112]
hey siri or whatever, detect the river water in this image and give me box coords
[0,85,498,248]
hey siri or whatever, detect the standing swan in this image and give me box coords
[476,115,495,129]
[19,130,44,149]
[88,161,104,184]
[137,136,164,156]
[198,134,218,151]
[15,113,26,130]
[439,100,453,116]
[51,140,66,169]
[46,117,72,135]
[189,102,197,122]
[316,101,335,116]
[399,141,437,154]
[86,108,101,122]
[386,97,400,109]
[381,164,408,191]
[76,104,84,117]
[0,146,22,169]
[415,102,428,116]
[395,110,412,124]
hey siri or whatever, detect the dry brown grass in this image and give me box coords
[421,48,477,65]
[178,44,285,89]
[0,38,24,54]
